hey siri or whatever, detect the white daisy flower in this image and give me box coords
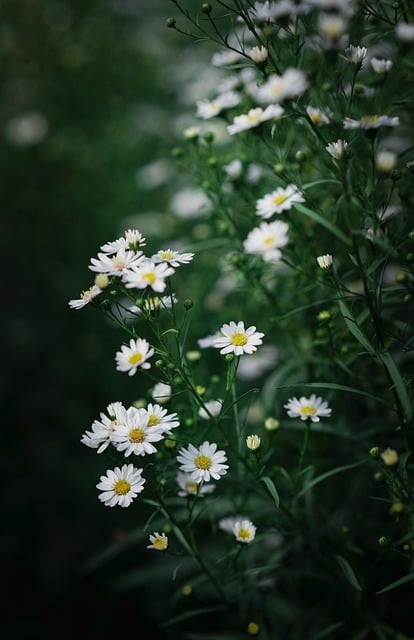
[96,463,145,508]
[219,515,248,533]
[370,57,393,74]
[81,401,127,453]
[100,229,146,254]
[396,22,414,43]
[211,50,244,67]
[317,254,333,269]
[233,519,257,543]
[306,106,331,125]
[69,284,102,310]
[176,471,216,497]
[147,532,169,551]
[344,44,368,65]
[144,403,180,435]
[176,441,229,483]
[326,139,349,159]
[243,220,289,262]
[151,249,194,267]
[115,337,154,376]
[89,247,144,277]
[254,68,308,104]
[247,45,268,63]
[284,394,332,422]
[111,406,164,457]
[213,321,264,356]
[343,115,400,130]
[196,91,241,119]
[227,104,284,135]
[198,399,224,420]
[122,261,175,293]
[224,159,243,180]
[129,294,177,315]
[256,184,304,218]
[152,382,172,403]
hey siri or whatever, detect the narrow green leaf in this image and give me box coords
[380,351,413,421]
[293,202,352,245]
[279,381,389,406]
[337,298,376,355]
[261,476,280,507]
[376,572,414,594]
[172,524,194,555]
[334,555,362,591]
[313,622,344,640]
[296,460,366,498]
[159,605,228,627]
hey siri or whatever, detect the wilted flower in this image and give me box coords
[147,532,169,551]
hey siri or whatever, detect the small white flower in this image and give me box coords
[375,151,397,173]
[122,261,175,292]
[317,254,333,269]
[306,106,331,125]
[144,403,179,435]
[227,104,284,135]
[151,249,194,267]
[115,338,154,376]
[243,220,289,262]
[176,471,216,497]
[176,441,229,483]
[211,50,244,67]
[4,110,48,147]
[370,57,393,73]
[247,45,268,63]
[344,44,367,65]
[343,115,400,130]
[256,184,304,218]
[196,91,241,119]
[246,434,261,451]
[89,247,144,277]
[213,321,264,356]
[224,159,243,180]
[96,463,145,507]
[254,68,308,104]
[81,401,127,453]
[147,532,169,551]
[326,139,349,159]
[396,22,414,43]
[69,285,102,310]
[233,519,257,543]
[284,394,332,422]
[198,399,224,420]
[152,382,172,403]
[219,515,248,533]
[111,406,164,457]
[197,333,222,348]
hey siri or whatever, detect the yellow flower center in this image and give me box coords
[247,111,262,123]
[238,528,251,540]
[362,115,378,125]
[300,405,316,416]
[273,194,287,206]
[195,455,212,470]
[147,414,160,427]
[144,272,156,285]
[81,287,94,300]
[129,428,145,442]
[231,333,248,346]
[114,479,130,495]
[112,256,126,270]
[185,481,198,495]
[264,235,276,246]
[159,250,175,260]
[270,85,283,98]
[310,112,322,124]
[129,352,143,365]
[152,536,168,550]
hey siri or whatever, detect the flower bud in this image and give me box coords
[265,417,279,431]
[94,273,109,289]
[369,446,381,459]
[246,434,261,451]
[166,17,176,28]
[247,622,259,636]
[201,3,212,14]
[225,353,235,363]
[380,447,399,466]
[183,298,194,310]
[378,535,390,546]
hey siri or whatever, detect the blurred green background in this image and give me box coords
[2,0,194,636]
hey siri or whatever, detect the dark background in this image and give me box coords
[1,0,190,636]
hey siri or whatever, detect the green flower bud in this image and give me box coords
[390,169,401,181]
[225,353,235,363]
[378,535,390,546]
[201,3,212,14]
[207,156,217,167]
[183,298,194,310]
[273,163,285,174]
[171,147,183,158]
[155,359,164,368]
[374,471,384,482]
[166,17,176,28]
[203,131,215,143]
[369,446,381,459]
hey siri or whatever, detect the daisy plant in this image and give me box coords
[70,1,414,638]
